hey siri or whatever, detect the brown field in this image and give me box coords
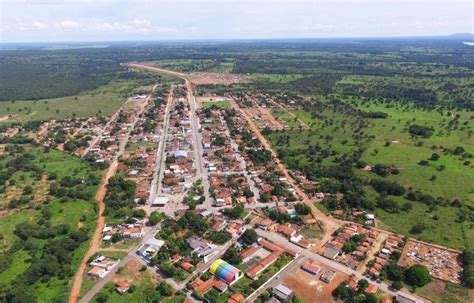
[197,95,231,103]
[189,72,249,85]
[242,107,284,130]
[283,259,349,303]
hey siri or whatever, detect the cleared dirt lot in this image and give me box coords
[282,259,349,303]
[189,72,249,85]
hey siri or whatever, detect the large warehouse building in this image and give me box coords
[209,259,242,285]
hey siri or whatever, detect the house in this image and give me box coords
[396,294,424,303]
[187,237,216,261]
[301,258,321,275]
[116,279,130,294]
[260,218,273,230]
[228,292,245,303]
[122,225,144,239]
[88,266,107,278]
[272,284,294,302]
[152,196,169,207]
[181,262,194,272]
[277,224,297,238]
[137,238,164,263]
[320,270,336,283]
[323,246,340,260]
[366,283,379,295]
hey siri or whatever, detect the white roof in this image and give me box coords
[153,196,169,205]
[274,284,293,296]
[174,150,188,158]
[145,237,165,248]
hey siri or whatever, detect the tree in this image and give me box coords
[111,233,123,243]
[95,292,109,303]
[22,185,33,195]
[391,281,403,290]
[430,153,440,161]
[357,279,369,293]
[334,282,355,303]
[156,281,174,297]
[410,223,426,234]
[133,209,146,218]
[222,245,242,264]
[240,229,258,245]
[148,211,162,226]
[385,263,405,282]
[404,264,432,287]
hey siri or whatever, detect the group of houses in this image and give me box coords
[162,94,196,194]
[323,223,380,270]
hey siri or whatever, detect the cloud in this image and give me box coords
[59,20,80,29]
[32,21,50,30]
[91,19,177,34]
[10,19,177,35]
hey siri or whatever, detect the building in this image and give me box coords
[323,246,340,260]
[115,279,130,294]
[137,238,164,263]
[396,294,424,303]
[187,237,216,262]
[228,293,245,303]
[272,284,294,302]
[152,196,169,207]
[209,259,242,285]
[88,266,107,278]
[301,258,321,275]
[320,270,336,283]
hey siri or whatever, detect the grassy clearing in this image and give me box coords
[0,145,100,302]
[267,101,473,249]
[202,100,231,109]
[0,80,143,123]
[91,270,156,303]
[270,108,300,129]
[415,280,470,303]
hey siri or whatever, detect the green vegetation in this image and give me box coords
[202,100,230,109]
[266,101,473,249]
[92,273,185,303]
[0,143,100,302]
[0,80,144,123]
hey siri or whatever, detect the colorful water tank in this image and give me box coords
[209,259,241,284]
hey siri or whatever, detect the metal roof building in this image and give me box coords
[209,259,241,285]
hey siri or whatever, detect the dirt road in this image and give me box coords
[69,93,152,303]
[230,99,341,247]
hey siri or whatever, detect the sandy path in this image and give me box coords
[230,98,341,247]
[68,161,117,303]
[69,92,152,303]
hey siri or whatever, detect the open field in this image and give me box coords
[0,145,100,302]
[415,279,471,303]
[266,100,473,249]
[0,80,144,123]
[282,260,350,303]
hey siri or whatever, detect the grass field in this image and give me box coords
[202,100,231,109]
[0,145,100,302]
[266,100,473,249]
[0,80,142,123]
[415,279,471,303]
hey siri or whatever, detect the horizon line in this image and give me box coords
[1,32,473,45]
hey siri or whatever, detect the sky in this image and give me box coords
[0,0,473,42]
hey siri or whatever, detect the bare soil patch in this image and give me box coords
[283,261,349,303]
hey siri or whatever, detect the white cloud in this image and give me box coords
[9,19,177,35]
[59,20,80,29]
[32,21,50,30]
